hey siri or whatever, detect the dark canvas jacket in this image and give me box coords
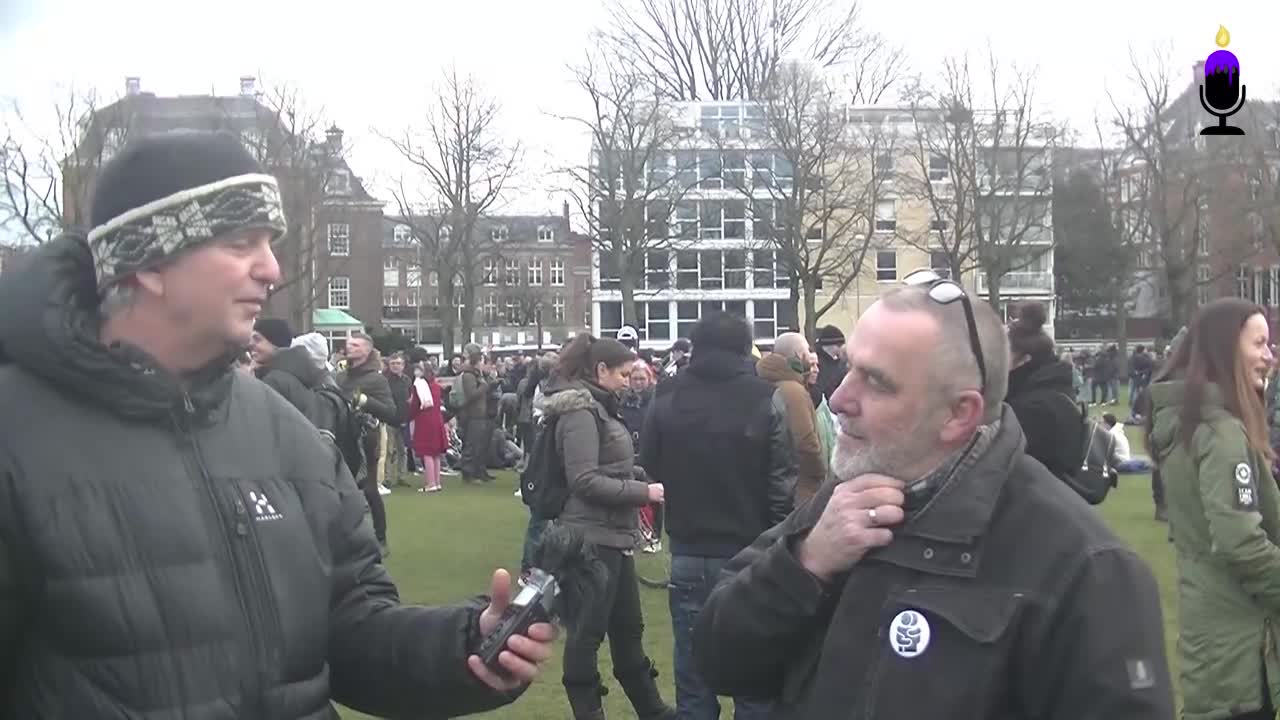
[0,236,516,719]
[694,405,1173,720]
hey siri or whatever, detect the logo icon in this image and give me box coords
[1200,25,1246,136]
[1235,462,1252,485]
[889,610,931,658]
[248,490,283,521]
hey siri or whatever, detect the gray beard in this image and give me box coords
[831,415,942,483]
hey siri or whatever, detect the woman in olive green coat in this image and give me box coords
[1146,298,1278,720]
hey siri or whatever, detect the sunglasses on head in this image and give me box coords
[901,268,987,395]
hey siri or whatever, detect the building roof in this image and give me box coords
[383,212,568,247]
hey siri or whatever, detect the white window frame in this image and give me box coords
[407,267,421,287]
[874,201,896,233]
[1197,265,1211,306]
[393,224,413,246]
[328,223,350,256]
[504,258,520,286]
[875,250,897,282]
[383,257,398,287]
[537,226,555,243]
[407,288,420,307]
[328,276,350,308]
[483,258,498,286]
[928,154,950,182]
[429,270,439,287]
[506,296,522,325]
[483,294,499,324]
[527,259,543,286]
[552,295,566,323]
[383,289,399,307]
[550,258,566,287]
[326,169,351,195]
[491,225,510,243]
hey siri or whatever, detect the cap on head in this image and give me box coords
[816,325,846,348]
[253,317,294,349]
[87,130,287,296]
[616,325,639,344]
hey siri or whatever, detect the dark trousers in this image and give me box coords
[402,425,418,473]
[562,547,653,687]
[460,415,491,478]
[521,511,549,573]
[669,555,773,720]
[359,431,387,542]
[1152,466,1166,512]
[1226,710,1275,720]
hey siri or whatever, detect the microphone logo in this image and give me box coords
[1200,25,1246,136]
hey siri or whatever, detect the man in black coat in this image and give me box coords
[693,283,1173,719]
[250,317,322,420]
[814,324,847,402]
[0,131,554,719]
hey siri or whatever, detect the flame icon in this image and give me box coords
[1216,25,1231,48]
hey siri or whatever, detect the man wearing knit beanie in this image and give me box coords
[0,130,555,718]
[814,324,848,402]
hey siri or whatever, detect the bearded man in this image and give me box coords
[692,272,1174,719]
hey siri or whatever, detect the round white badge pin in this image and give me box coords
[889,610,931,658]
[1236,463,1252,485]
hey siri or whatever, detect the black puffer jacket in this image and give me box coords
[257,345,327,420]
[0,237,516,719]
[1006,352,1082,478]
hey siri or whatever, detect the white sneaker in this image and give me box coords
[642,541,661,554]
[514,488,523,498]
[377,485,392,496]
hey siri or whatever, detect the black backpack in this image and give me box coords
[1055,394,1118,505]
[521,416,572,519]
[313,384,369,481]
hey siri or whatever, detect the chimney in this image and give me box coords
[125,77,141,96]
[325,125,344,154]
[562,199,570,230]
[239,76,256,96]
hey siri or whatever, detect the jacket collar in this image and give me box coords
[687,348,753,381]
[0,234,235,425]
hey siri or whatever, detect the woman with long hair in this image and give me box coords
[408,362,449,493]
[541,334,674,720]
[1005,301,1082,478]
[1146,298,1278,720]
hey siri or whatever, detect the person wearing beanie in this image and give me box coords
[0,130,554,719]
[1005,301,1083,479]
[249,317,330,421]
[814,324,848,402]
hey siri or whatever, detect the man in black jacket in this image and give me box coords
[384,352,414,486]
[250,317,322,420]
[339,333,397,552]
[641,311,795,720]
[693,283,1173,719]
[814,324,847,402]
[0,131,554,719]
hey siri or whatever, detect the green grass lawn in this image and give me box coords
[341,395,1179,719]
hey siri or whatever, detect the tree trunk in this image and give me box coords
[619,271,638,330]
[440,276,456,360]
[985,270,1002,322]
[1115,289,1130,358]
[461,281,476,348]
[1167,262,1196,330]
[803,279,818,343]
[536,313,544,350]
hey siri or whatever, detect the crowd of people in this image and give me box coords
[10,127,1280,720]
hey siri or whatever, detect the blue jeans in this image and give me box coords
[669,555,774,720]
[521,511,548,573]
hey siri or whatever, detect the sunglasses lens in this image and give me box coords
[903,269,940,286]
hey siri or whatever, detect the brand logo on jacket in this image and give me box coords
[249,490,283,521]
[889,610,931,658]
[1126,658,1156,690]
[1235,462,1252,484]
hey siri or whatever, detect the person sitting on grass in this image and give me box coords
[1103,412,1153,473]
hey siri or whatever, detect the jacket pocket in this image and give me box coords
[865,585,1022,719]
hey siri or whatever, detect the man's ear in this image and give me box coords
[133,269,164,297]
[939,390,985,445]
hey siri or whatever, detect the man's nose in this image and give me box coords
[255,243,282,287]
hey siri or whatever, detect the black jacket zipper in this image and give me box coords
[179,393,266,715]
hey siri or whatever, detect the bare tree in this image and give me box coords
[744,63,886,340]
[556,54,695,326]
[504,273,554,349]
[0,88,133,243]
[602,0,903,103]
[383,69,521,359]
[902,53,1060,314]
[239,83,352,332]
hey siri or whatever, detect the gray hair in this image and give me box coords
[773,332,810,361]
[98,283,138,322]
[879,286,1009,424]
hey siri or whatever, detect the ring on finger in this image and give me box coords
[867,507,878,525]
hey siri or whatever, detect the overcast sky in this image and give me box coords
[1,0,1277,217]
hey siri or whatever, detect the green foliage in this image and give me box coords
[1054,171,1135,318]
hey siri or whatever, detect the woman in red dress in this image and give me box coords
[408,362,450,492]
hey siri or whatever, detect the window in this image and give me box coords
[700,201,723,240]
[506,297,523,325]
[407,288,420,307]
[676,150,698,189]
[1198,265,1211,306]
[751,300,796,340]
[328,276,350,308]
[645,250,670,290]
[723,151,747,188]
[550,259,565,287]
[929,154,950,182]
[874,201,896,232]
[753,250,783,289]
[677,301,699,339]
[700,250,723,290]
[929,251,951,279]
[527,260,543,286]
[483,258,497,286]
[537,226,555,243]
[750,152,773,189]
[393,224,413,246]
[931,218,949,233]
[553,295,566,323]
[646,301,670,341]
[429,270,439,286]
[407,268,421,287]
[328,223,350,256]
[326,170,351,194]
[491,225,510,243]
[698,151,722,189]
[648,152,672,186]
[677,251,700,289]
[723,200,746,239]
[773,154,793,189]
[1198,228,1209,256]
[383,257,398,287]
[599,251,620,291]
[876,251,897,281]
[1260,267,1275,307]
[673,202,698,238]
[504,259,520,286]
[600,302,623,336]
[1272,266,1280,307]
[875,151,894,178]
[383,289,399,307]
[483,294,499,325]
[1237,265,1252,300]
[700,104,742,136]
[725,250,747,289]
